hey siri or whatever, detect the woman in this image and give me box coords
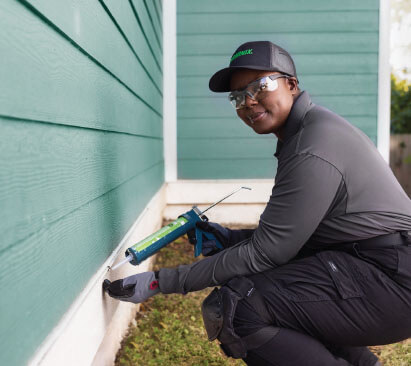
[104,41,411,366]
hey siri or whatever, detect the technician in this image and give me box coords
[104,41,411,366]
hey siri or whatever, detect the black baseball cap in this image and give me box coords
[209,41,298,92]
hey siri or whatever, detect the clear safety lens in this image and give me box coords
[228,75,288,109]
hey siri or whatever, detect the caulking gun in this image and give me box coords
[109,186,251,271]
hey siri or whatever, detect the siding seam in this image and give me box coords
[178,72,379,76]
[178,94,378,99]
[0,114,163,140]
[178,10,380,15]
[177,31,379,35]
[179,51,379,56]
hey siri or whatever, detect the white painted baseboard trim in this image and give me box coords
[29,185,167,366]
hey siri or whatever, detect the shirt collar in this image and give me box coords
[274,91,313,158]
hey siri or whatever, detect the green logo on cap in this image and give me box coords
[231,48,253,62]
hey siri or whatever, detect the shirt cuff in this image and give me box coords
[158,267,183,294]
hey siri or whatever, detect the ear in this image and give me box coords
[286,77,298,91]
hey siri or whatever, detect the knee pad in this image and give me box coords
[201,276,279,359]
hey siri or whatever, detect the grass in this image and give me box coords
[370,341,411,366]
[115,235,411,366]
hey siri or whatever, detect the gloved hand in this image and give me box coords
[187,221,230,256]
[103,271,160,304]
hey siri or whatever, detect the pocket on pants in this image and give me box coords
[264,252,364,302]
[316,251,364,300]
[395,246,411,288]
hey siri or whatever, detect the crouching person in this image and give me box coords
[104,42,411,366]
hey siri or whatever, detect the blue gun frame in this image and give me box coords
[126,207,223,265]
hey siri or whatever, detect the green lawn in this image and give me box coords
[115,236,411,366]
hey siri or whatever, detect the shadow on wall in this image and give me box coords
[390,134,411,197]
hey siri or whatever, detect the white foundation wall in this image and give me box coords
[29,179,272,365]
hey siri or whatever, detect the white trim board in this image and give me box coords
[29,185,167,366]
[164,179,274,225]
[377,0,391,163]
[166,179,274,204]
[163,0,177,181]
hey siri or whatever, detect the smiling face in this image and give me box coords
[229,69,300,139]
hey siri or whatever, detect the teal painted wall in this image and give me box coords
[177,0,380,179]
[0,1,163,365]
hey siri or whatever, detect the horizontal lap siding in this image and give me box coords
[177,0,379,179]
[0,1,163,365]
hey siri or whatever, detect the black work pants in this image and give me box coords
[232,245,411,366]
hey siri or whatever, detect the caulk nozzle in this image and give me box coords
[110,254,133,271]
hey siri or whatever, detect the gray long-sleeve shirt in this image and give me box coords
[159,91,411,294]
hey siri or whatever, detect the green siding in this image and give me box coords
[178,0,379,12]
[0,0,163,365]
[130,0,162,66]
[177,0,380,179]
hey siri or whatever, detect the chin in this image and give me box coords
[251,121,276,134]
[253,126,272,134]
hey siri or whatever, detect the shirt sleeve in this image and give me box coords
[227,228,255,247]
[159,153,344,294]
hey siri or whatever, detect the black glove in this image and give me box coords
[103,271,160,303]
[187,221,230,256]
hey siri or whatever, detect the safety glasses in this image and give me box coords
[228,74,289,110]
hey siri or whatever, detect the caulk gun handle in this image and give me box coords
[194,228,224,257]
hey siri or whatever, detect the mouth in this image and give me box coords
[247,111,267,124]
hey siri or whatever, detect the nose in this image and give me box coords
[244,95,258,108]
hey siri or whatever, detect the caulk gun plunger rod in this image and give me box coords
[199,186,252,215]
